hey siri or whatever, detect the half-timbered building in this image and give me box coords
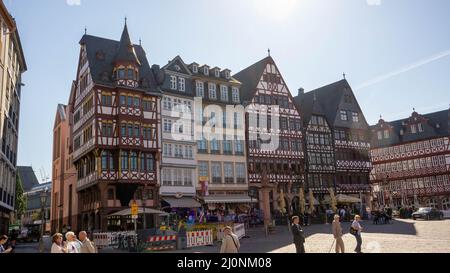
[370,109,450,210]
[72,23,162,231]
[294,92,335,209]
[234,56,304,219]
[295,79,372,206]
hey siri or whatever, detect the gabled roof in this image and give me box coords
[79,32,159,93]
[370,109,450,148]
[233,56,272,103]
[295,92,327,126]
[17,166,40,192]
[162,55,192,76]
[295,79,369,129]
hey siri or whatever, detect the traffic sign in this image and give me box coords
[131,201,138,216]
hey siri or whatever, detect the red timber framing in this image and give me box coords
[370,110,450,209]
[69,24,163,232]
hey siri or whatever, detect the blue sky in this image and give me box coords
[5,0,450,181]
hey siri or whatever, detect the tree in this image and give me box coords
[15,171,27,220]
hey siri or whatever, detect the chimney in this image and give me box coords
[298,88,305,97]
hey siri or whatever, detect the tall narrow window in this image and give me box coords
[418,123,424,132]
[178,77,185,92]
[220,85,228,101]
[196,81,204,97]
[121,151,129,170]
[208,83,216,99]
[170,75,177,90]
[384,130,389,139]
[232,87,239,103]
[352,112,359,122]
[130,152,138,171]
[411,124,417,134]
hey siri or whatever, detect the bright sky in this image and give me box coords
[5,0,450,181]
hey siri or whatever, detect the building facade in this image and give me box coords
[370,109,450,210]
[51,94,78,233]
[234,56,304,219]
[192,61,251,214]
[71,23,162,232]
[295,79,372,206]
[159,56,200,211]
[0,0,26,234]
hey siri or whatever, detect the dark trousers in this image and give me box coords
[295,242,305,253]
[354,234,362,253]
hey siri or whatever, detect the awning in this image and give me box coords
[108,208,169,217]
[336,194,362,203]
[163,197,201,208]
[202,194,258,204]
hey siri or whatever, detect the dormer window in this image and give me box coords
[225,71,230,79]
[170,75,177,90]
[411,124,417,134]
[127,68,135,79]
[118,69,125,79]
[215,69,220,78]
[418,123,424,132]
[204,67,209,76]
[383,130,389,139]
[377,131,383,140]
[192,64,198,73]
[400,129,404,135]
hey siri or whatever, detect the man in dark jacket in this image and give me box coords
[291,216,306,253]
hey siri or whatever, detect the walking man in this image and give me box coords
[291,216,305,253]
[332,215,345,253]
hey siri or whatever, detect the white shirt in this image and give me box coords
[351,220,362,235]
[66,241,80,253]
[51,243,65,253]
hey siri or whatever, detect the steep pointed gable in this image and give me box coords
[163,55,192,75]
[304,79,369,130]
[233,56,271,103]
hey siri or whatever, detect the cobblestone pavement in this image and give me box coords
[12,219,450,253]
[168,219,450,253]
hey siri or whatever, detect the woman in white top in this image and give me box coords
[351,215,363,253]
[65,231,80,253]
[51,233,67,253]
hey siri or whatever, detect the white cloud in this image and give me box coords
[66,0,81,6]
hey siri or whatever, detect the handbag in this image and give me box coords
[349,226,358,236]
[229,235,240,252]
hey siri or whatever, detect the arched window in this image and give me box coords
[130,151,138,171]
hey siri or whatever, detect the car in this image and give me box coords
[412,207,444,220]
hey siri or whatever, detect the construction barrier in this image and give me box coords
[443,210,450,219]
[186,230,213,248]
[93,231,136,249]
[141,235,177,252]
[216,224,246,241]
[233,223,246,239]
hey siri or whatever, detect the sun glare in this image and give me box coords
[255,0,299,21]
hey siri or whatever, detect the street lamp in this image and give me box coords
[39,187,49,253]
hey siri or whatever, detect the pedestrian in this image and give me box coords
[78,231,96,253]
[351,215,363,253]
[51,233,67,253]
[0,235,12,254]
[220,226,240,253]
[291,216,306,253]
[65,231,80,253]
[332,215,345,253]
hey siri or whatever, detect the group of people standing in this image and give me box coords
[291,214,364,253]
[51,231,97,253]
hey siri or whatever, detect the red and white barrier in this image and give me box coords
[187,230,213,248]
[147,235,177,242]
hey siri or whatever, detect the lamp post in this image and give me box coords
[39,187,49,253]
[142,189,147,230]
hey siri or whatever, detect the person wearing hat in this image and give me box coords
[220,226,240,253]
